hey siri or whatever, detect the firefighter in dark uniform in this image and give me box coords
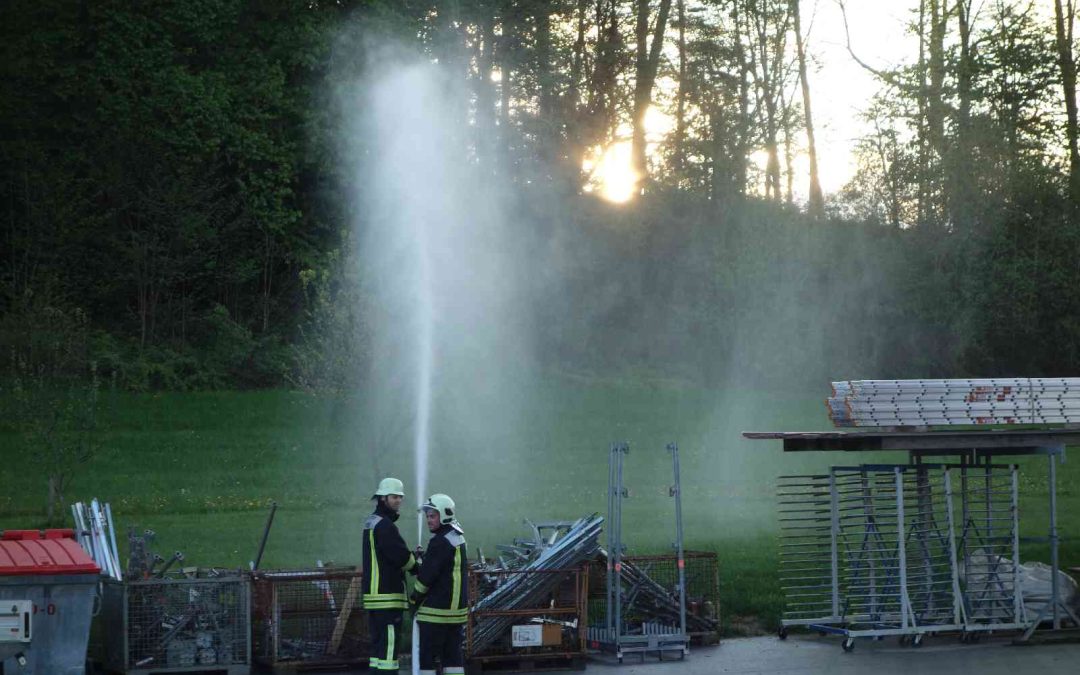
[411,493,468,675]
[362,477,417,672]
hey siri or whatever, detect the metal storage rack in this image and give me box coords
[466,566,589,671]
[590,442,690,663]
[102,576,251,674]
[249,567,369,671]
[748,427,1080,649]
[777,464,964,649]
[956,462,1027,635]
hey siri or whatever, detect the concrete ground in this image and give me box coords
[587,635,1080,675]
[338,633,1080,674]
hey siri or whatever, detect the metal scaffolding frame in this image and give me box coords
[591,442,690,663]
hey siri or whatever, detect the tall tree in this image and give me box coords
[791,0,823,216]
[673,0,688,177]
[1055,0,1080,199]
[632,0,674,188]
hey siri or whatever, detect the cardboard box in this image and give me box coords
[542,623,562,646]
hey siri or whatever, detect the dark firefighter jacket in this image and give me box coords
[414,523,468,624]
[362,502,416,610]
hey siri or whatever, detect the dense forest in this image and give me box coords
[4,0,1080,393]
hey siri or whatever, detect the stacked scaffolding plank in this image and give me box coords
[828,378,1080,427]
[777,463,1025,649]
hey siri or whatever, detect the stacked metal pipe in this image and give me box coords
[72,499,121,579]
[828,378,1080,427]
[603,554,719,634]
[470,514,604,653]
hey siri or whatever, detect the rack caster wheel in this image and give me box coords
[778,626,788,640]
[912,634,923,648]
[842,638,855,652]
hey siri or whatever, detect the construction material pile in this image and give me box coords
[72,499,122,579]
[601,554,719,635]
[828,378,1080,427]
[470,514,603,653]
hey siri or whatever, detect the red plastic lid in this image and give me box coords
[0,529,101,576]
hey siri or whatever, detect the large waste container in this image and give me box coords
[0,528,100,674]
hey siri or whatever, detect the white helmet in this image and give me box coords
[421,493,456,525]
[373,477,405,498]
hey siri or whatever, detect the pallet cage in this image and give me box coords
[101,576,251,674]
[467,566,588,670]
[250,568,370,670]
[587,552,720,644]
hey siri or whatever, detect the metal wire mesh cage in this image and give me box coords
[467,566,588,664]
[101,576,251,674]
[250,567,369,669]
[587,551,720,643]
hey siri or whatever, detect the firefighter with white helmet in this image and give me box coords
[362,477,416,672]
[412,493,468,675]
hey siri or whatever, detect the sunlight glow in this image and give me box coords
[590,142,637,204]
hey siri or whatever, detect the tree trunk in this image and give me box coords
[674,0,687,176]
[952,0,975,230]
[916,0,930,227]
[535,2,555,162]
[632,0,674,188]
[926,0,946,225]
[499,5,516,159]
[733,0,751,201]
[1056,0,1080,200]
[477,11,497,165]
[791,0,824,216]
[751,0,783,201]
[47,474,57,525]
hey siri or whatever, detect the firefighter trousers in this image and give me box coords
[368,609,403,672]
[417,620,464,675]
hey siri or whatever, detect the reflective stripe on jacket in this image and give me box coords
[415,524,468,623]
[362,503,416,610]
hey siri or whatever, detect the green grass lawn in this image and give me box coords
[1,375,1077,636]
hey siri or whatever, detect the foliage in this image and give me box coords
[3,0,1080,391]
[3,296,106,524]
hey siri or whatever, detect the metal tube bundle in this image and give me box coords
[598,555,718,634]
[828,378,1080,427]
[72,498,122,580]
[470,514,604,654]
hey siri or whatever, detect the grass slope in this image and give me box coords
[1,377,1076,635]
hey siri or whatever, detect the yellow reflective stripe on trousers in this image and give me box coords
[416,613,467,624]
[368,528,380,595]
[416,606,468,616]
[451,547,462,610]
[416,606,468,623]
[386,623,395,665]
[373,658,400,670]
[363,593,408,602]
